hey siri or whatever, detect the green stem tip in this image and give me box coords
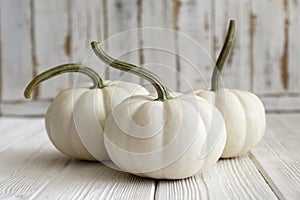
[91,41,171,101]
[24,63,104,99]
[211,19,236,91]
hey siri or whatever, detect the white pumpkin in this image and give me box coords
[192,89,266,158]
[190,20,266,158]
[104,94,226,179]
[92,42,227,179]
[24,64,149,161]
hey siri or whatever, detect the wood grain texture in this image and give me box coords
[0,0,33,101]
[260,95,300,112]
[32,162,155,200]
[33,0,70,98]
[156,154,277,200]
[251,0,286,94]
[105,0,141,83]
[69,0,106,85]
[0,118,43,151]
[0,100,50,116]
[288,0,300,92]
[250,114,300,199]
[0,115,299,199]
[1,0,300,114]
[176,0,214,92]
[214,0,251,90]
[0,121,71,199]
[0,118,155,200]
[141,0,177,92]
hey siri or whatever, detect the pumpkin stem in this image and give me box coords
[24,64,105,99]
[211,19,236,92]
[91,41,171,101]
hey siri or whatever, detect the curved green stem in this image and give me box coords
[91,41,171,101]
[24,64,104,99]
[211,19,236,91]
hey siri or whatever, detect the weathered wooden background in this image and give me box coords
[0,0,299,116]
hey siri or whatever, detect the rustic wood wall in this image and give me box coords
[0,0,299,116]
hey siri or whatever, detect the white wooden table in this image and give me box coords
[0,114,299,200]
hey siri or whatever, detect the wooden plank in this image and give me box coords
[31,162,155,199]
[33,0,70,98]
[140,0,177,92]
[288,0,300,92]
[176,0,214,92]
[260,95,300,112]
[250,114,300,199]
[214,0,251,90]
[0,100,50,116]
[0,118,43,151]
[0,123,71,199]
[105,0,140,83]
[69,0,107,86]
[251,0,286,94]
[0,0,33,101]
[156,154,276,199]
